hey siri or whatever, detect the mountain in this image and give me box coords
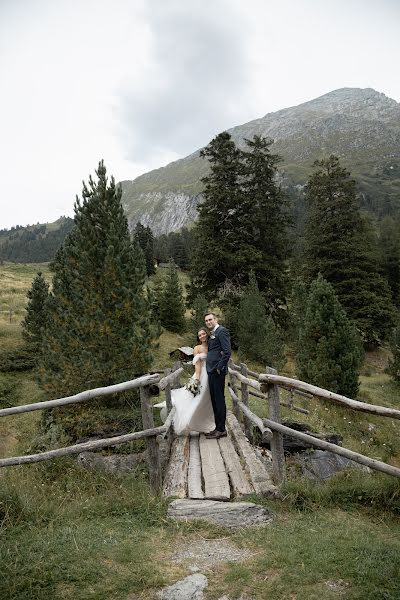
[120,88,400,235]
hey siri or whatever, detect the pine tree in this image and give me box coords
[237,273,285,369]
[159,260,186,333]
[379,216,400,308]
[190,132,244,300]
[146,284,162,342]
[133,222,155,276]
[21,271,50,360]
[304,155,396,347]
[189,133,290,319]
[190,294,209,334]
[39,161,153,400]
[296,275,362,397]
[241,135,290,316]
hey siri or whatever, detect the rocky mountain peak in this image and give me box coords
[120,87,400,235]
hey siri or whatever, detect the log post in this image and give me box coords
[140,385,162,495]
[164,368,173,414]
[171,361,181,389]
[240,363,253,443]
[265,366,286,484]
[228,359,241,422]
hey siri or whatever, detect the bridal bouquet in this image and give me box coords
[185,377,201,397]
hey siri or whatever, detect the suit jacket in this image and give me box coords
[206,325,231,375]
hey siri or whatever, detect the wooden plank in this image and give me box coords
[140,386,162,494]
[199,434,230,500]
[226,412,278,497]
[163,435,190,498]
[259,373,400,420]
[0,373,161,417]
[218,432,254,497]
[263,416,400,479]
[188,433,204,499]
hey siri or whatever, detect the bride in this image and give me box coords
[162,328,215,435]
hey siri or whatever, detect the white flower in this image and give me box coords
[185,378,201,397]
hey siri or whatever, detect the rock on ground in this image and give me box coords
[172,538,254,567]
[156,574,208,599]
[293,449,370,480]
[76,451,147,473]
[167,499,273,528]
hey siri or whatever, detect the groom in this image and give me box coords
[204,312,231,439]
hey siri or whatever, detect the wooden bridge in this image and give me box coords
[1,359,400,496]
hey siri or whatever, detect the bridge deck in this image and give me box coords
[163,411,278,499]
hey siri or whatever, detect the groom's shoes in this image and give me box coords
[205,429,227,439]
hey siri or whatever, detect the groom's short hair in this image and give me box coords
[204,312,217,319]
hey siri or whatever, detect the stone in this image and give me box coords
[167,499,273,528]
[77,451,146,473]
[260,419,342,454]
[172,538,254,567]
[156,574,208,599]
[293,449,370,481]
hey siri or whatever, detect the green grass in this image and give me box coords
[1,262,400,599]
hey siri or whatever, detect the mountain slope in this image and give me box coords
[120,87,400,235]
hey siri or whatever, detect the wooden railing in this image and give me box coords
[0,365,183,495]
[228,360,400,482]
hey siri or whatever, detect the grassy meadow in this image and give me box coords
[0,262,400,600]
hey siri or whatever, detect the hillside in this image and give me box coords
[0,217,74,263]
[120,87,400,235]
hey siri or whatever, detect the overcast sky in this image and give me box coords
[1,0,399,229]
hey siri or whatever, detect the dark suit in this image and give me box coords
[206,325,231,432]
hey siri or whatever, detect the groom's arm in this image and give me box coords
[216,328,231,374]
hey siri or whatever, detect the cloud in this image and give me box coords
[115,0,254,161]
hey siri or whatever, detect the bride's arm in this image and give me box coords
[193,347,203,381]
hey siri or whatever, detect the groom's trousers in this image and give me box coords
[208,371,227,432]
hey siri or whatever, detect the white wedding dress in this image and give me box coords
[171,352,216,435]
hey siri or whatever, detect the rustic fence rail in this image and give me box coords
[0,367,183,494]
[2,357,400,493]
[228,359,400,481]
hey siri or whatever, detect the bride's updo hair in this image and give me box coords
[197,327,209,344]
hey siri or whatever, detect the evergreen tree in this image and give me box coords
[146,284,162,343]
[190,132,243,300]
[237,272,285,369]
[190,294,209,334]
[168,232,189,269]
[241,135,290,316]
[296,275,362,397]
[387,324,400,383]
[304,155,396,347]
[379,216,400,307]
[133,222,155,276]
[21,272,50,361]
[159,260,186,333]
[190,132,289,319]
[39,161,153,399]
